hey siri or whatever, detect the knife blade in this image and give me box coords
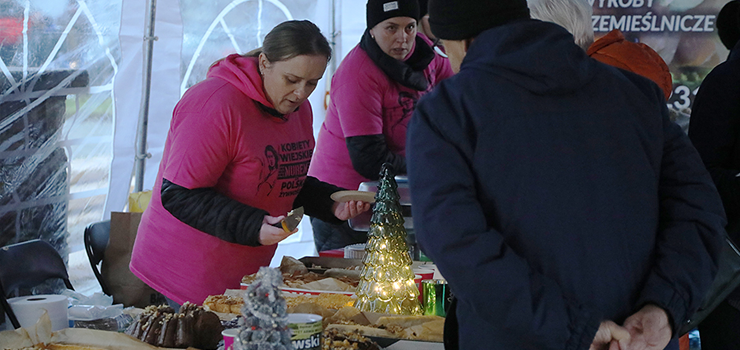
[273,206,304,233]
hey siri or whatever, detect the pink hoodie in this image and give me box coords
[130,55,315,305]
[308,34,453,190]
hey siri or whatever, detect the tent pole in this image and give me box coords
[329,0,338,76]
[134,0,158,193]
[323,0,339,110]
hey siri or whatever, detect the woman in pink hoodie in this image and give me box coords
[130,20,370,308]
[308,0,453,252]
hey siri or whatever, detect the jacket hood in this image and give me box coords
[207,54,273,108]
[587,29,672,100]
[730,40,740,61]
[462,20,594,95]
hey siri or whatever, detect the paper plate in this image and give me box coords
[330,190,376,203]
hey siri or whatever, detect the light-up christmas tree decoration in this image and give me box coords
[233,267,293,350]
[353,164,422,315]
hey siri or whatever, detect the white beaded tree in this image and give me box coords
[233,267,293,350]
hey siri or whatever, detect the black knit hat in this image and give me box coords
[366,0,420,30]
[428,0,530,40]
[716,0,740,50]
[418,0,428,15]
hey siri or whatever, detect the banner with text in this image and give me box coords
[592,0,731,112]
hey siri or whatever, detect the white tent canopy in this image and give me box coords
[112,0,370,263]
[1,0,369,262]
[0,0,729,264]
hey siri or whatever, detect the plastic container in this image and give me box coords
[343,243,366,259]
[222,328,239,350]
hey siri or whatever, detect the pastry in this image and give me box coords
[125,302,223,349]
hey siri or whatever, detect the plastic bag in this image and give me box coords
[62,289,128,331]
[128,191,152,213]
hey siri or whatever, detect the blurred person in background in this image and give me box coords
[307,0,452,252]
[527,0,594,50]
[689,1,740,348]
[417,0,434,41]
[407,0,726,349]
[528,0,672,102]
[587,29,673,102]
[416,0,446,54]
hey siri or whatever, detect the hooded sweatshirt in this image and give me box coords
[587,29,673,101]
[130,54,316,305]
[407,20,725,350]
[308,33,452,190]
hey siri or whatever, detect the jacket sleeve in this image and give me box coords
[346,135,406,180]
[635,89,726,333]
[689,66,740,236]
[406,89,602,350]
[294,176,345,224]
[161,178,267,247]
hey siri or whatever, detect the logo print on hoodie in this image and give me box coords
[277,140,313,198]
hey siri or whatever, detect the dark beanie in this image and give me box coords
[418,0,428,15]
[716,0,740,50]
[428,0,530,40]
[367,0,420,30]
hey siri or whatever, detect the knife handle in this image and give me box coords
[272,221,290,233]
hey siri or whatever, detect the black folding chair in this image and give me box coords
[0,239,74,329]
[84,220,111,295]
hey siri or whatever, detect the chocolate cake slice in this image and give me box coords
[125,302,223,349]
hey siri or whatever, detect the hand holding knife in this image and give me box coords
[260,207,304,245]
[272,206,304,233]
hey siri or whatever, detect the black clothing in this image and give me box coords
[690,40,740,348]
[161,176,342,247]
[310,216,368,252]
[360,29,434,91]
[346,135,407,180]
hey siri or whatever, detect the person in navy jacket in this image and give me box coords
[406,0,727,349]
[689,1,740,348]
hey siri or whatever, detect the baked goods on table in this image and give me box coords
[322,328,380,350]
[241,256,361,294]
[204,293,356,315]
[377,316,445,342]
[242,271,359,290]
[124,302,223,349]
[204,292,444,343]
[0,315,160,350]
[326,309,444,342]
[203,294,243,314]
[286,293,355,309]
[218,257,444,345]
[13,343,142,350]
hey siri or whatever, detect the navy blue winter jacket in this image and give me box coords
[689,40,740,301]
[407,20,726,350]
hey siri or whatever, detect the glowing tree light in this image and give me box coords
[354,164,422,315]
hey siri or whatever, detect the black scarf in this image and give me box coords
[257,101,300,121]
[359,29,435,91]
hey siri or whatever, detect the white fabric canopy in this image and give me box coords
[110,0,369,262]
[0,0,730,262]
